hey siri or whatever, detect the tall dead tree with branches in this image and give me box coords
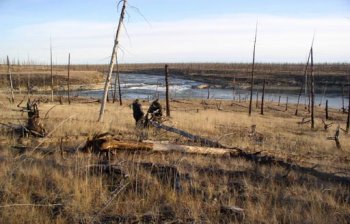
[248,22,258,116]
[98,0,127,122]
[7,56,15,103]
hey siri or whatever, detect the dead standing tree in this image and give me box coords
[165,64,170,117]
[260,79,265,115]
[98,0,127,122]
[7,56,15,103]
[248,22,258,116]
[50,40,54,102]
[310,47,315,129]
[67,53,71,105]
[347,77,350,132]
[112,54,122,106]
[295,48,312,116]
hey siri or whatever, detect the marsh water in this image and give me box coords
[73,73,348,109]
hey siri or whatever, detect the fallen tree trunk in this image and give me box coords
[149,121,221,148]
[232,148,350,185]
[80,136,350,185]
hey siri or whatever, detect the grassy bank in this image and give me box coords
[0,94,349,223]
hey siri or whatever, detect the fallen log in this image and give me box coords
[267,106,284,112]
[232,148,350,185]
[230,102,248,109]
[79,135,350,185]
[149,121,221,148]
[81,134,229,156]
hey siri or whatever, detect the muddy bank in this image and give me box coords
[122,67,349,93]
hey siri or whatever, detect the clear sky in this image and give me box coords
[1,0,350,64]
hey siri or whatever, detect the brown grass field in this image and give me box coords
[0,91,349,223]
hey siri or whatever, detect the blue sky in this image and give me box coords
[1,0,350,64]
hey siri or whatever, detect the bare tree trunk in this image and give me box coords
[165,64,170,117]
[347,77,350,132]
[342,84,345,113]
[18,74,21,95]
[7,56,15,103]
[232,76,236,101]
[249,23,258,116]
[112,71,117,103]
[256,90,259,108]
[50,40,54,102]
[295,49,312,115]
[308,75,311,113]
[261,79,265,115]
[310,48,315,129]
[27,73,30,96]
[285,97,289,111]
[319,81,327,107]
[117,60,122,106]
[67,53,71,105]
[207,86,210,100]
[325,99,329,120]
[98,0,127,122]
[278,96,281,106]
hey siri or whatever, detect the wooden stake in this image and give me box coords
[278,95,281,106]
[249,22,258,116]
[319,81,327,107]
[256,90,259,108]
[98,0,127,121]
[7,56,14,103]
[310,48,315,129]
[207,86,210,100]
[285,97,289,111]
[261,79,265,115]
[50,40,54,102]
[342,84,345,113]
[67,53,71,105]
[232,76,236,101]
[165,64,170,117]
[325,99,329,120]
[347,78,350,132]
[27,73,30,96]
[18,74,21,95]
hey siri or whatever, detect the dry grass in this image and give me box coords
[0,94,349,223]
